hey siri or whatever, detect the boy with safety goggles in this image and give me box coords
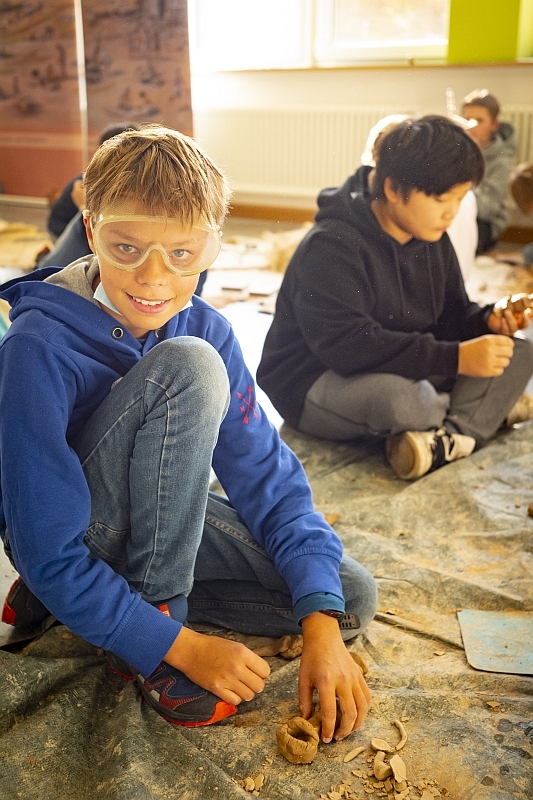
[0,125,376,740]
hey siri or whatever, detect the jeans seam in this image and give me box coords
[204,513,266,556]
[140,381,171,592]
[189,599,294,617]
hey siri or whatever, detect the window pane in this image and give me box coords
[333,0,449,47]
[189,0,312,70]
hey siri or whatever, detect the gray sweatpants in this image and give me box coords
[298,337,533,447]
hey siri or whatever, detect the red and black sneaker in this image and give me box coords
[106,650,237,727]
[2,577,50,628]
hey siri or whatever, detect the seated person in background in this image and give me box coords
[47,122,139,241]
[509,162,533,265]
[0,125,375,740]
[461,90,516,255]
[257,116,533,481]
[40,123,139,274]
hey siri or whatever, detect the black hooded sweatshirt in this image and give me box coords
[257,166,492,427]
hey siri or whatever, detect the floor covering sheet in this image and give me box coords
[1,421,532,800]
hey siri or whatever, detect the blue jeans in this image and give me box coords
[72,338,376,638]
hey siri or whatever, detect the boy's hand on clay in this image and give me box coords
[299,612,371,744]
[164,626,270,706]
[488,306,531,335]
[458,335,514,377]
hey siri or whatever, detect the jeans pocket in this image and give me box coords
[84,522,130,568]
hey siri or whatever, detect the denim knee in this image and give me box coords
[144,337,230,415]
[340,555,378,634]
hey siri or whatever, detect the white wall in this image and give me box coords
[191,63,533,113]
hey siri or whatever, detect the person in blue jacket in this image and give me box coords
[0,125,376,740]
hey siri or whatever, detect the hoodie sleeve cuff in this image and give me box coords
[294,592,345,625]
[108,600,183,676]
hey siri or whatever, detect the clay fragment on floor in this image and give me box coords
[389,753,407,783]
[373,750,392,781]
[343,745,366,763]
[392,718,408,750]
[370,738,395,753]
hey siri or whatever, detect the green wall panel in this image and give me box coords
[448,0,526,62]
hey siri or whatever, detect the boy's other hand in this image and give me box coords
[458,334,514,377]
[164,627,270,706]
[299,612,371,743]
[488,306,531,336]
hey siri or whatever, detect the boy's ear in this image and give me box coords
[83,213,97,255]
[383,177,403,204]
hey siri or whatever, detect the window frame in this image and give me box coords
[314,0,449,66]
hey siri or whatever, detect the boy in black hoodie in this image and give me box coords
[257,116,533,480]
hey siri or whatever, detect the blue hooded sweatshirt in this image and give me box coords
[0,258,344,676]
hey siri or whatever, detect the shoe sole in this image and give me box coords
[386,431,432,480]
[144,690,237,727]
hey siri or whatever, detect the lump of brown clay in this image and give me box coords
[493,292,533,318]
[276,702,347,764]
[350,652,369,676]
[373,750,392,781]
[253,634,303,659]
[276,716,320,764]
[371,737,395,753]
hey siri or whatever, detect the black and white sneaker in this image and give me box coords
[386,428,476,480]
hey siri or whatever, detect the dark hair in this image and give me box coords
[98,122,139,146]
[371,115,485,201]
[462,89,500,120]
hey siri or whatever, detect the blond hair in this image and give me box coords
[83,124,231,228]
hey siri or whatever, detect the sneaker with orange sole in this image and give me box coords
[106,650,237,727]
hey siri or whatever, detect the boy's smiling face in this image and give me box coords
[373,180,473,245]
[84,211,210,338]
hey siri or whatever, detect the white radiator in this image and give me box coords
[193,105,413,206]
[501,105,533,165]
[193,104,533,208]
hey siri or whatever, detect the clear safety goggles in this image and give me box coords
[86,211,221,276]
